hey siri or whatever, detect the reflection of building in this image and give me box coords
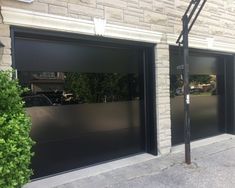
[19,72,65,104]
[29,72,65,94]
[30,79,64,94]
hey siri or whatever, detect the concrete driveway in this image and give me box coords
[25,134,235,188]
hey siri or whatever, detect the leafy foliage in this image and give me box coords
[64,73,139,103]
[0,71,34,188]
[189,75,212,84]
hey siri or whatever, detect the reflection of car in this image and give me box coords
[63,93,74,102]
[190,88,203,94]
[23,94,53,107]
[176,88,183,95]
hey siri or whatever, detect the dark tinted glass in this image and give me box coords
[15,36,145,178]
[170,48,225,145]
[15,37,139,73]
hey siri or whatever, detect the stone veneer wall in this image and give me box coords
[1,0,235,154]
[0,11,11,70]
[1,0,235,40]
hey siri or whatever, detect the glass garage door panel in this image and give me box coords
[170,49,225,145]
[15,37,145,178]
[171,74,224,145]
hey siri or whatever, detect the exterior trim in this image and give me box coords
[1,6,162,43]
[167,34,235,54]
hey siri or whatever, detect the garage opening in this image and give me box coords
[170,46,233,145]
[12,28,157,179]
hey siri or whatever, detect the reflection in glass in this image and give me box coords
[171,75,217,97]
[19,71,140,105]
[15,36,146,179]
[171,74,224,145]
[170,47,226,145]
[18,71,144,178]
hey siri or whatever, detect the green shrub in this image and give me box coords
[0,71,34,188]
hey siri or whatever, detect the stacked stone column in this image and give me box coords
[0,14,11,70]
[155,35,172,155]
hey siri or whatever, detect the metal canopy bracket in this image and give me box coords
[176,0,207,45]
[176,0,207,165]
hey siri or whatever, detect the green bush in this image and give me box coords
[0,71,34,188]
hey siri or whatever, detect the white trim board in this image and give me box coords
[1,6,162,44]
[167,34,235,54]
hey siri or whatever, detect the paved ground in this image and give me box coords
[56,137,235,188]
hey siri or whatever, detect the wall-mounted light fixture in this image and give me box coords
[17,0,34,3]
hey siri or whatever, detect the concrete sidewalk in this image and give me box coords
[25,135,235,188]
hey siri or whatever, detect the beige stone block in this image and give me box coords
[124,7,144,18]
[153,1,169,12]
[49,5,68,16]
[158,98,170,105]
[127,2,139,9]
[0,37,11,49]
[157,48,170,56]
[159,140,171,147]
[105,7,123,21]
[68,0,96,7]
[0,55,12,66]
[127,0,139,5]
[157,61,170,68]
[144,11,168,25]
[1,1,49,13]
[3,48,11,55]
[174,0,188,10]
[204,2,219,13]
[68,3,104,18]
[223,14,235,22]
[97,0,127,9]
[139,1,153,11]
[156,62,170,71]
[97,4,104,10]
[0,24,10,37]
[156,43,169,50]
[209,26,224,36]
[39,0,67,7]
[124,14,140,25]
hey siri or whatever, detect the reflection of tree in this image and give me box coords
[189,75,211,84]
[64,73,139,103]
[171,75,214,97]
[170,75,183,97]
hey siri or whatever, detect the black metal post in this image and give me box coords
[183,15,191,164]
[176,0,207,165]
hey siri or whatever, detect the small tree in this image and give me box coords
[0,71,34,188]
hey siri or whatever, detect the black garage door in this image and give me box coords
[13,29,156,179]
[170,47,226,145]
